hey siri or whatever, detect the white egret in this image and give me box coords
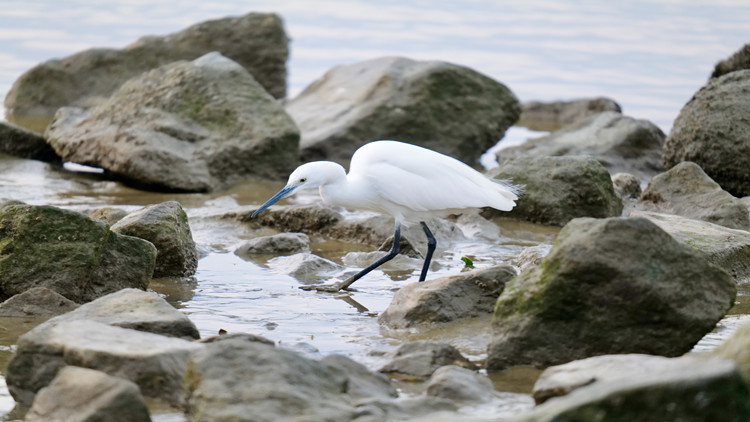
[252,140,520,291]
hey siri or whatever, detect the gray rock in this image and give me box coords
[0,287,78,318]
[712,320,750,385]
[184,338,355,422]
[0,203,156,303]
[712,42,750,79]
[425,365,496,404]
[639,161,749,230]
[25,366,151,422]
[631,210,750,283]
[514,245,550,273]
[487,217,736,371]
[515,357,750,422]
[499,112,665,181]
[287,56,519,165]
[0,121,59,162]
[612,172,642,198]
[199,332,275,346]
[320,354,398,400]
[662,69,750,197]
[5,12,288,122]
[378,265,516,328]
[486,155,623,226]
[111,201,198,277]
[267,253,343,282]
[519,97,622,131]
[379,341,477,379]
[6,319,201,407]
[353,396,458,422]
[51,288,199,340]
[89,207,130,225]
[46,52,299,192]
[235,232,310,256]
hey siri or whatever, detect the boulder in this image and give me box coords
[515,357,750,422]
[0,202,156,303]
[286,56,520,165]
[25,366,151,422]
[111,201,198,277]
[0,121,59,162]
[184,338,355,422]
[662,69,750,197]
[486,156,623,226]
[612,172,642,198]
[378,265,516,328]
[5,12,288,122]
[378,341,477,379]
[631,210,750,283]
[425,365,497,404]
[320,354,398,400]
[487,217,736,371]
[45,52,300,192]
[712,43,750,79]
[498,112,665,181]
[518,97,622,131]
[6,319,202,407]
[0,287,78,318]
[234,232,310,256]
[50,288,199,340]
[638,161,750,230]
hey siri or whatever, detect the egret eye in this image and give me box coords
[300,178,307,183]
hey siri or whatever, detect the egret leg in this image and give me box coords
[300,222,402,292]
[419,221,436,282]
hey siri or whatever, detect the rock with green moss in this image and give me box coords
[487,217,735,372]
[46,52,299,192]
[639,161,750,230]
[286,56,519,165]
[112,201,197,277]
[486,156,623,226]
[5,12,288,123]
[0,202,156,303]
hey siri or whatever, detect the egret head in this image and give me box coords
[252,161,346,217]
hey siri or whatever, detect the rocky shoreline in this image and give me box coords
[2,10,750,422]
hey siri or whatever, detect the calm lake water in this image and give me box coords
[1,1,750,420]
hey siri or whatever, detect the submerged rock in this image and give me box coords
[378,341,476,379]
[487,155,623,226]
[286,56,520,165]
[379,265,516,328]
[112,201,198,277]
[266,253,343,282]
[5,12,288,121]
[638,161,750,230]
[0,121,59,162]
[662,69,750,197]
[46,52,299,192]
[25,366,151,422]
[487,217,735,371]
[0,287,79,318]
[235,232,310,256]
[0,202,156,303]
[518,97,622,131]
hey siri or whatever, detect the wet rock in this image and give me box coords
[267,253,343,282]
[185,338,355,422]
[612,172,642,198]
[0,121,59,162]
[379,265,516,328]
[6,319,202,407]
[486,155,623,226]
[519,97,622,131]
[639,161,750,230]
[517,357,750,422]
[487,217,736,371]
[662,69,750,197]
[378,341,477,379]
[514,245,550,273]
[51,288,199,340]
[498,112,665,181]
[287,56,519,165]
[0,287,79,318]
[320,354,398,400]
[376,234,423,258]
[352,396,458,422]
[235,232,310,256]
[5,12,288,122]
[712,42,750,79]
[25,366,151,422]
[89,207,129,225]
[0,203,156,303]
[425,365,496,404]
[111,201,198,277]
[631,210,750,283]
[46,52,299,192]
